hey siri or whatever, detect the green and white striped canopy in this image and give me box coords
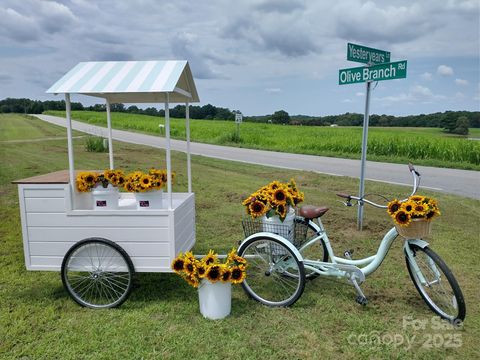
[47,60,199,103]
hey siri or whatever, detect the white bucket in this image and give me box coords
[92,184,119,210]
[135,190,163,210]
[198,280,232,320]
[262,206,295,242]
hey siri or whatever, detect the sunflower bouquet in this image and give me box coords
[76,169,126,192]
[171,249,247,288]
[387,195,440,227]
[123,168,174,192]
[242,179,304,221]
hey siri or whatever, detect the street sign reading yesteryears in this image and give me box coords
[347,43,391,65]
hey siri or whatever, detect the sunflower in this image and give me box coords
[410,195,425,203]
[84,173,97,186]
[203,250,218,266]
[412,203,427,217]
[220,265,232,282]
[140,174,152,189]
[242,195,256,206]
[76,179,89,192]
[394,210,411,226]
[272,188,288,204]
[183,257,196,275]
[269,181,282,190]
[185,274,199,288]
[230,266,246,284]
[276,203,287,219]
[401,201,415,214]
[387,199,402,216]
[196,261,207,278]
[249,201,266,218]
[171,256,185,273]
[206,264,222,283]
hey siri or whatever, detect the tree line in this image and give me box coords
[1,97,478,134]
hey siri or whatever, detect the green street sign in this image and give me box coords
[347,43,390,65]
[339,60,407,85]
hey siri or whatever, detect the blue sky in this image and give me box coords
[0,0,478,116]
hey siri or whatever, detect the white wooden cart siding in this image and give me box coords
[14,60,200,275]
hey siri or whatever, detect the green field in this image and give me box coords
[1,114,479,359]
[44,110,480,170]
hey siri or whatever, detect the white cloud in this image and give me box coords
[265,88,281,93]
[355,92,364,97]
[455,78,469,86]
[437,65,454,76]
[421,72,433,81]
[342,98,353,103]
[373,85,447,104]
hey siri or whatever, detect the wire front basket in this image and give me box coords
[242,216,309,248]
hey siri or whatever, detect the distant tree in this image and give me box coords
[110,103,125,112]
[127,105,139,113]
[452,116,469,135]
[271,110,290,124]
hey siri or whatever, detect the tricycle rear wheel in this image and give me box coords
[61,238,134,309]
[238,235,305,307]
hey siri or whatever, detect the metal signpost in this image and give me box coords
[339,43,407,230]
[235,113,243,140]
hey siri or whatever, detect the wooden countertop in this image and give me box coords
[12,170,96,184]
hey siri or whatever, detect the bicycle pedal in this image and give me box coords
[355,295,368,306]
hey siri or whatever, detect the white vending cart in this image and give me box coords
[14,60,200,308]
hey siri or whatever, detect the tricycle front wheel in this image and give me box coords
[61,238,134,309]
[238,235,305,307]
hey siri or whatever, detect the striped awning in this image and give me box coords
[47,60,199,103]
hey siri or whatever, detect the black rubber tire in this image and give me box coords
[238,235,305,307]
[405,244,466,323]
[61,238,135,309]
[294,217,328,280]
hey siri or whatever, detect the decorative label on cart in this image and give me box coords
[139,200,150,207]
[96,200,107,207]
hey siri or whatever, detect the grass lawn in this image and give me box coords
[44,110,480,171]
[1,114,479,359]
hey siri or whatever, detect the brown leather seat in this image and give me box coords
[299,205,329,219]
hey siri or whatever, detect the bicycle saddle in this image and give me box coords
[298,205,329,219]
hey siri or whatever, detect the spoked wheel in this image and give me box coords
[61,238,134,309]
[238,235,305,307]
[294,217,328,280]
[405,244,466,323]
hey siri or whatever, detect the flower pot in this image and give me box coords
[198,280,231,320]
[395,218,432,239]
[92,184,119,210]
[262,206,296,242]
[135,190,163,210]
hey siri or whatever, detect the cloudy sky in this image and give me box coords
[1,0,479,116]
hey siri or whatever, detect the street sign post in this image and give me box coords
[339,60,407,85]
[235,113,243,140]
[347,43,391,65]
[339,44,407,230]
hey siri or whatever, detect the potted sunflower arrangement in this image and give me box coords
[171,249,247,320]
[76,170,126,210]
[242,179,304,242]
[387,195,440,239]
[123,168,174,209]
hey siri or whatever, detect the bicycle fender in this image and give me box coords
[239,232,304,262]
[406,239,430,249]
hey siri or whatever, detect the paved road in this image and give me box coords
[34,114,479,200]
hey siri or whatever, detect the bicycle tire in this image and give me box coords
[405,244,466,323]
[238,235,305,307]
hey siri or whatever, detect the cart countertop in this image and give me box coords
[12,170,85,184]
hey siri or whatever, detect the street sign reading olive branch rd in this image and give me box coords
[338,60,407,85]
[338,43,408,230]
[347,43,390,65]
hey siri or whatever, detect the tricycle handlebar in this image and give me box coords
[336,163,421,209]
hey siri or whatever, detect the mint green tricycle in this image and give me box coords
[238,164,466,324]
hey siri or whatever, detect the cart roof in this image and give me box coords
[46,60,199,103]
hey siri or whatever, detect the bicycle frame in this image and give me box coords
[299,217,429,281]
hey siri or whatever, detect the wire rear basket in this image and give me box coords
[242,216,309,248]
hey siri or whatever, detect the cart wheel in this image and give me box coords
[61,238,134,309]
[238,235,305,307]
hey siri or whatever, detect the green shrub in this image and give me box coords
[85,136,108,152]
